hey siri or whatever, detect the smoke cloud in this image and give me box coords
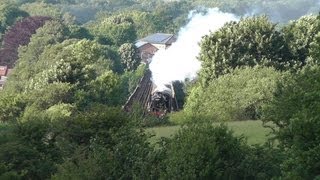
[149,8,238,86]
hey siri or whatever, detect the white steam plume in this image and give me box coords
[149,8,238,87]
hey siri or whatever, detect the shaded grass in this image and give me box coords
[147,120,272,145]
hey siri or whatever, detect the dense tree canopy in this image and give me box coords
[262,65,320,179]
[118,43,140,72]
[0,1,28,39]
[90,14,137,46]
[0,16,51,67]
[162,123,248,179]
[184,67,282,122]
[282,14,320,66]
[198,16,293,85]
[1,0,320,179]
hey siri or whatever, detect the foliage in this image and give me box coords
[239,144,284,179]
[0,105,156,179]
[20,2,74,24]
[113,64,147,105]
[184,67,282,122]
[14,20,70,78]
[3,37,124,124]
[150,1,191,34]
[0,1,28,37]
[118,43,140,72]
[309,32,320,64]
[67,24,93,39]
[158,122,284,179]
[26,82,73,110]
[262,65,320,179]
[161,123,247,179]
[198,16,293,85]
[0,93,26,122]
[1,1,320,179]
[0,116,62,179]
[172,80,186,109]
[282,14,320,66]
[52,106,156,179]
[125,10,159,38]
[0,16,51,67]
[91,14,137,46]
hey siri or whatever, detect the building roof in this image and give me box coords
[135,41,149,48]
[139,33,176,45]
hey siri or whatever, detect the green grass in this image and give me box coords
[147,120,272,145]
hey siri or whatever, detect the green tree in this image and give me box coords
[0,113,64,179]
[282,14,320,66]
[0,93,26,122]
[151,1,191,34]
[20,2,74,24]
[52,106,155,179]
[67,24,93,40]
[262,65,320,179]
[5,20,70,92]
[184,67,282,122]
[162,123,248,179]
[126,10,158,38]
[198,16,292,85]
[91,14,137,46]
[309,32,320,64]
[118,43,140,71]
[0,1,28,39]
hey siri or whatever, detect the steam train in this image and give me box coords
[149,84,176,117]
[123,70,178,117]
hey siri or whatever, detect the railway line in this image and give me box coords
[123,69,178,116]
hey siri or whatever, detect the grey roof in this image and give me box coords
[135,41,149,48]
[139,33,176,45]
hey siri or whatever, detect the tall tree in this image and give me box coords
[91,14,137,46]
[118,43,140,72]
[20,2,76,24]
[262,65,320,179]
[0,1,28,38]
[198,16,293,85]
[0,16,51,67]
[282,14,320,67]
[184,67,282,122]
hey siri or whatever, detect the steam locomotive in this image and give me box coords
[123,70,178,117]
[149,84,177,117]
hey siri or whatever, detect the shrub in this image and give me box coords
[262,65,320,179]
[184,67,282,122]
[161,123,248,179]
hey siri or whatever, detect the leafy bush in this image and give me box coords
[52,105,156,179]
[262,65,320,179]
[239,144,284,179]
[184,67,282,122]
[0,93,26,122]
[161,123,248,179]
[198,16,292,85]
[168,111,190,125]
[282,14,320,67]
[0,16,51,67]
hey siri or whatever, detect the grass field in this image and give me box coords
[1,121,272,145]
[147,120,273,145]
